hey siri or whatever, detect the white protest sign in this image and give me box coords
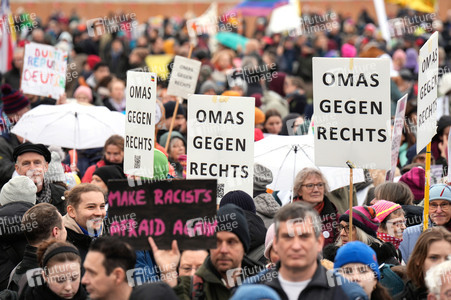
[417,31,439,153]
[21,43,67,100]
[388,94,408,182]
[313,57,391,169]
[187,95,254,202]
[124,71,156,177]
[167,55,201,99]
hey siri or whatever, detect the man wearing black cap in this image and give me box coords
[149,204,263,300]
[13,142,67,214]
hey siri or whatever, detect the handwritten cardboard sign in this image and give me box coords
[167,55,201,99]
[106,179,217,250]
[21,43,68,100]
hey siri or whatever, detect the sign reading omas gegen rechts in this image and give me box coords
[417,31,439,153]
[124,71,156,177]
[313,58,391,169]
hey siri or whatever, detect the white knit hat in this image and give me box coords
[44,151,66,183]
[0,176,37,206]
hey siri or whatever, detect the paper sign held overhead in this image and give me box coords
[388,94,408,182]
[313,57,391,169]
[106,179,217,250]
[124,71,156,177]
[187,95,255,203]
[21,43,68,100]
[167,55,202,99]
[417,31,439,153]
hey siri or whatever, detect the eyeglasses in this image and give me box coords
[386,218,406,227]
[430,202,451,211]
[301,183,325,190]
[337,224,355,234]
[339,265,373,276]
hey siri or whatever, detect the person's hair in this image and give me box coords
[293,167,330,197]
[374,182,414,205]
[335,225,382,247]
[64,183,104,209]
[425,260,451,296]
[95,75,114,92]
[89,236,136,276]
[371,282,393,300]
[37,239,80,271]
[379,208,405,231]
[274,201,322,239]
[407,227,451,288]
[364,187,376,206]
[93,62,109,72]
[104,134,124,152]
[286,76,304,89]
[22,203,63,245]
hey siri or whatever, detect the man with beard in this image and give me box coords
[82,134,124,183]
[12,143,67,214]
[149,204,263,300]
[400,183,451,262]
[63,183,106,265]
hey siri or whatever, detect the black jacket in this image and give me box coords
[65,228,92,265]
[8,244,39,294]
[0,202,34,290]
[0,133,20,190]
[244,211,267,263]
[47,183,67,215]
[258,261,348,300]
[20,279,87,300]
[394,280,427,300]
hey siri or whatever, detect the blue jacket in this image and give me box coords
[134,250,160,284]
[399,221,432,263]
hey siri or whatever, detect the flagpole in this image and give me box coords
[347,161,355,241]
[423,142,431,231]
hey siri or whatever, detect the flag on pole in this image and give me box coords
[186,2,218,51]
[0,0,14,73]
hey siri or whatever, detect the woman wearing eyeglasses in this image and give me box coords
[323,206,401,266]
[292,168,339,247]
[372,200,406,264]
[400,183,451,262]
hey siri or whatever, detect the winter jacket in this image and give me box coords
[173,255,263,300]
[19,279,88,300]
[254,193,280,228]
[394,280,428,300]
[244,211,267,263]
[324,239,401,266]
[320,197,340,247]
[399,222,430,263]
[8,245,39,294]
[63,214,94,265]
[0,202,34,290]
[135,250,159,283]
[46,183,67,215]
[258,260,349,300]
[0,133,20,190]
[81,160,106,183]
[402,205,423,227]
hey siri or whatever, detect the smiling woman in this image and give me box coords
[292,168,339,247]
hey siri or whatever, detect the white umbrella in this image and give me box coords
[254,134,365,193]
[12,103,125,149]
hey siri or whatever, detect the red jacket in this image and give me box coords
[81,160,106,183]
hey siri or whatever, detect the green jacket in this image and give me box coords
[173,255,263,300]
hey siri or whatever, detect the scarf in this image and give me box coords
[36,181,52,204]
[314,201,325,214]
[377,232,403,249]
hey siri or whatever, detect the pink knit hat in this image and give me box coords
[74,86,93,102]
[341,43,357,58]
[264,223,276,259]
[399,167,425,201]
[372,200,402,223]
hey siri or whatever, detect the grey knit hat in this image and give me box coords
[0,176,37,206]
[44,151,66,183]
[253,164,273,192]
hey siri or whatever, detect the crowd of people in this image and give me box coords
[1,2,451,300]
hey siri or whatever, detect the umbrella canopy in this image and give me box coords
[254,134,365,192]
[11,103,125,149]
[215,32,249,51]
[232,0,288,16]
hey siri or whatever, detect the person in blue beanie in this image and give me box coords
[334,241,391,299]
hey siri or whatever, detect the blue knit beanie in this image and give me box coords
[334,241,380,281]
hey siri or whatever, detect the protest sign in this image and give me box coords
[417,31,439,153]
[388,94,408,182]
[167,55,201,99]
[313,57,391,169]
[187,95,255,202]
[106,179,217,250]
[21,43,67,100]
[124,71,156,177]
